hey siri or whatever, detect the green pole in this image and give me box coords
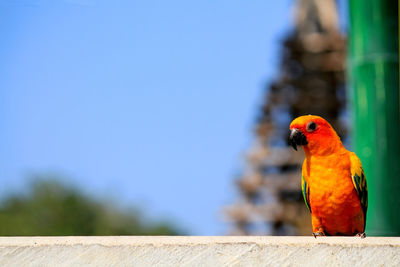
[348,0,400,236]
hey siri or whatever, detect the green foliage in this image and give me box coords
[0,178,182,236]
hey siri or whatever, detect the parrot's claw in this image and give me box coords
[356,232,366,239]
[312,231,325,238]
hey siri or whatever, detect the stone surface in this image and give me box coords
[0,236,398,266]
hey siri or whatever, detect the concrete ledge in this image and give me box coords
[0,236,399,266]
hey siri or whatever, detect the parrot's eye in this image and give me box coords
[306,121,317,132]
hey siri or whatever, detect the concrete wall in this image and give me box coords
[0,236,398,266]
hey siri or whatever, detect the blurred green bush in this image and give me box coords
[0,177,182,236]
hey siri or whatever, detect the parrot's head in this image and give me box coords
[289,115,342,156]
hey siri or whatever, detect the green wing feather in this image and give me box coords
[301,175,311,212]
[350,152,368,225]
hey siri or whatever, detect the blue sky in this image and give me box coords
[1,0,310,234]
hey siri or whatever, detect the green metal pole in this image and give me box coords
[348,0,400,236]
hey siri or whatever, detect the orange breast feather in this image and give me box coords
[302,151,365,235]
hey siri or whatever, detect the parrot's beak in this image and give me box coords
[289,128,308,151]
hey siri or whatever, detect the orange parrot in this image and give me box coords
[289,115,367,237]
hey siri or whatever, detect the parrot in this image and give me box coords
[289,115,367,237]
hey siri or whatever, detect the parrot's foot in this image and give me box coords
[355,232,366,239]
[312,231,325,238]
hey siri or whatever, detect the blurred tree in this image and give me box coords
[224,0,347,235]
[0,177,182,236]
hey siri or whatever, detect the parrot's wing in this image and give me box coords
[349,152,368,224]
[301,174,311,213]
